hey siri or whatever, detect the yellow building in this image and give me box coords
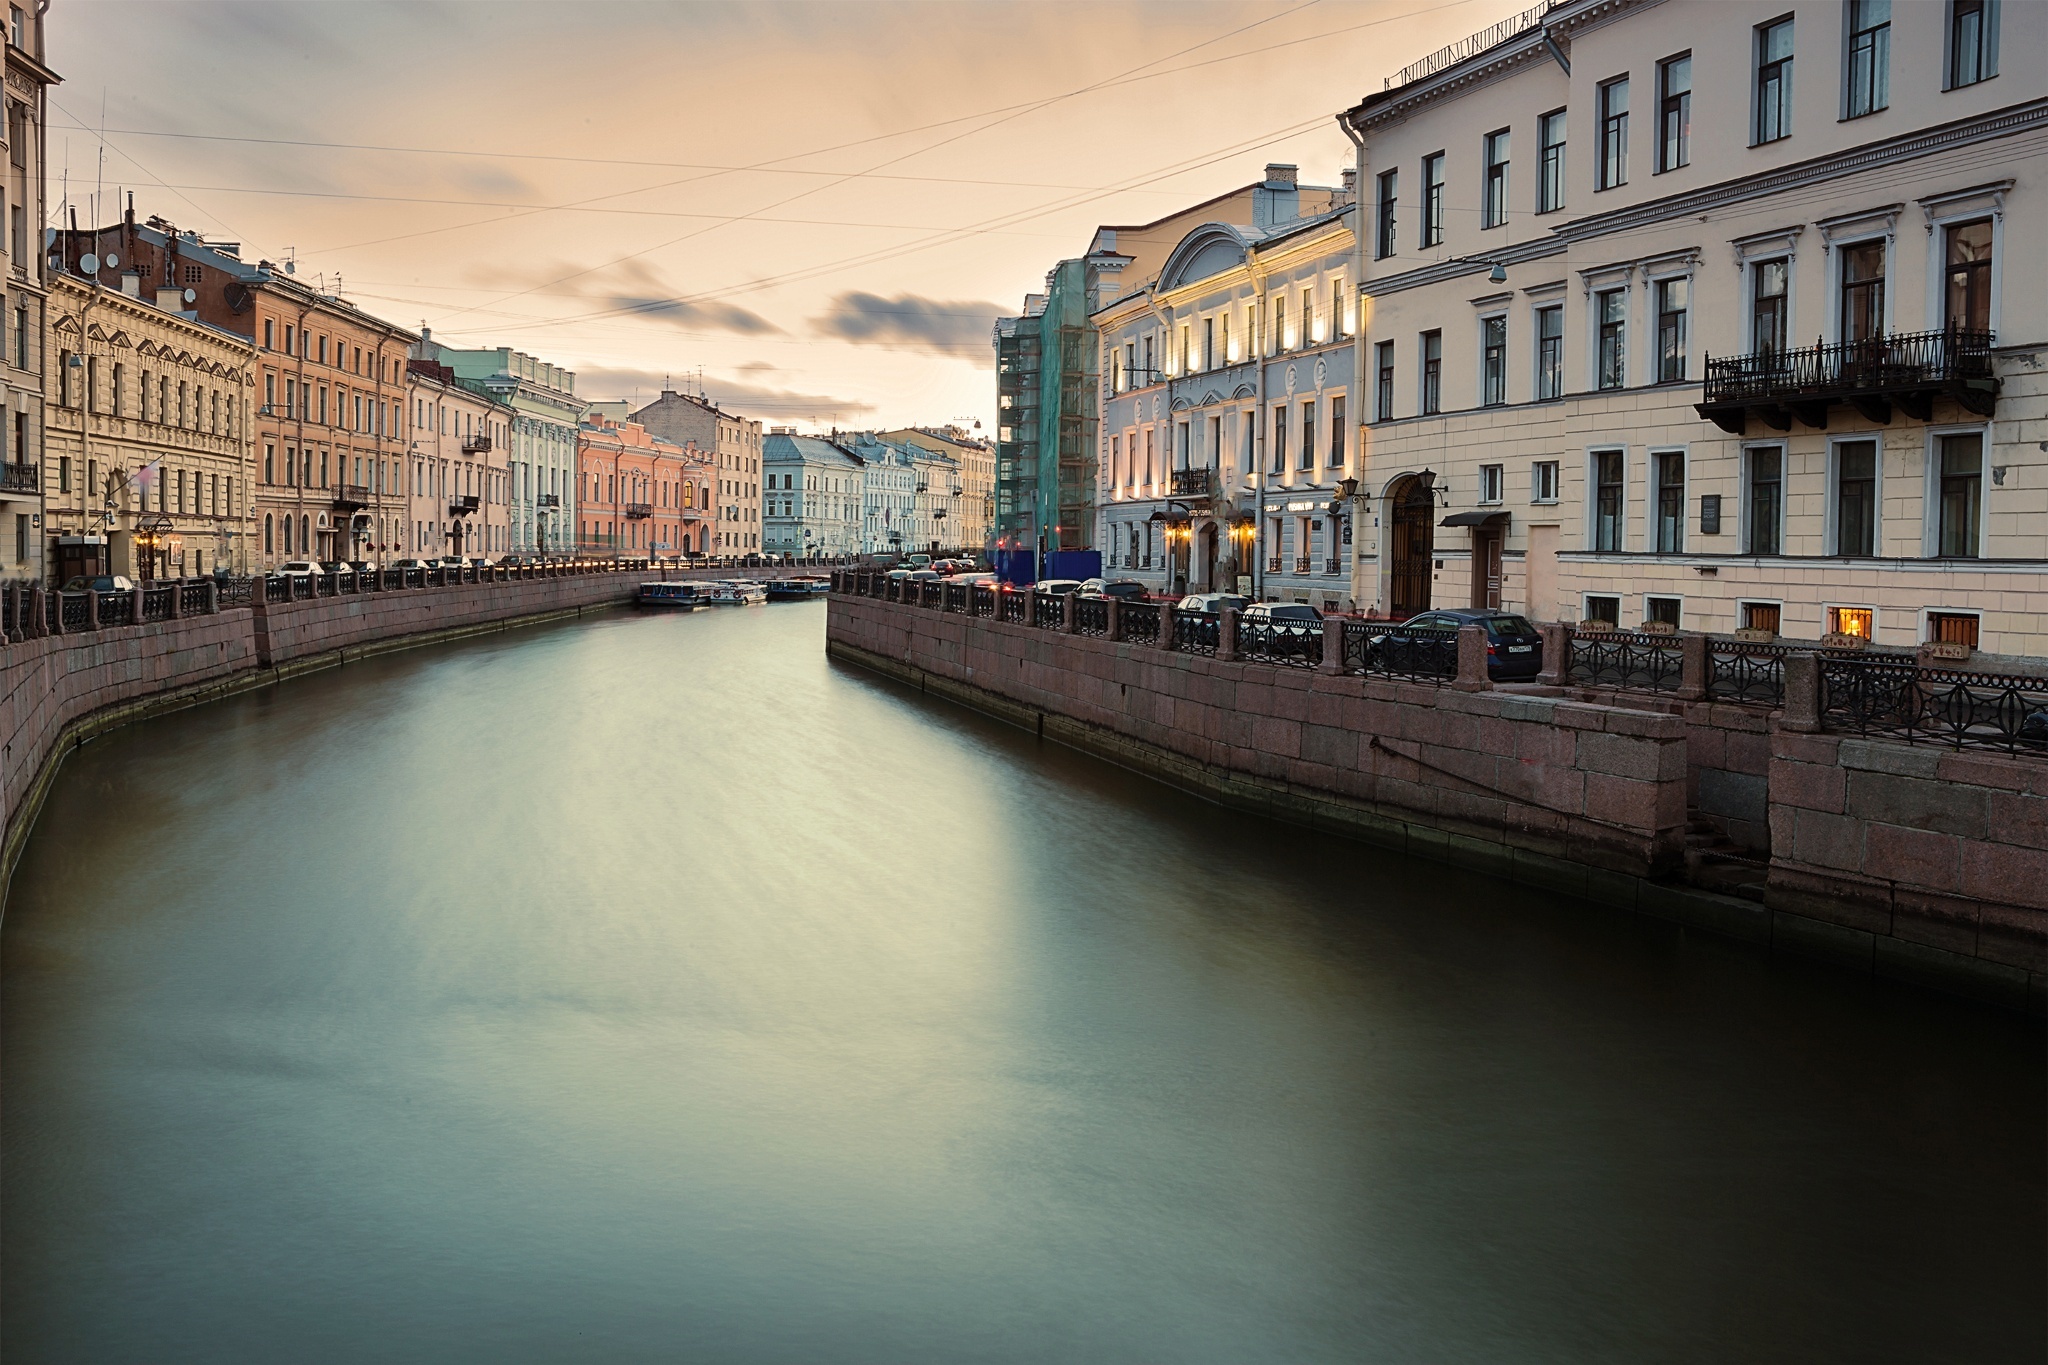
[45,269,256,579]
[878,426,996,552]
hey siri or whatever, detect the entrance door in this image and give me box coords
[1386,475,1434,618]
[1471,526,1503,609]
[1198,522,1218,590]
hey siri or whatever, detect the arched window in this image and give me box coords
[282,515,292,554]
[264,514,274,554]
[300,515,310,552]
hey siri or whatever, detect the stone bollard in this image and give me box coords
[1217,606,1240,661]
[1319,613,1346,675]
[1106,596,1123,642]
[940,581,954,613]
[1158,603,1177,652]
[205,580,220,614]
[1062,591,1078,633]
[1780,652,1822,732]
[167,577,183,619]
[85,588,100,631]
[1675,632,1710,702]
[130,584,145,624]
[1536,622,1571,686]
[1454,624,1492,691]
[30,585,47,637]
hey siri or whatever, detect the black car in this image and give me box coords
[1240,601,1323,659]
[1077,578,1149,601]
[1398,608,1544,679]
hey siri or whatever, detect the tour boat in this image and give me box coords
[765,577,830,601]
[699,580,768,606]
[636,581,706,609]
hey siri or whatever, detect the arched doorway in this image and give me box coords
[1197,521,1218,591]
[1386,474,1434,619]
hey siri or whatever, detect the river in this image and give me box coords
[3,601,2040,1363]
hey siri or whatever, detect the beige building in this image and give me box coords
[1343,0,2046,655]
[404,354,514,561]
[630,387,762,555]
[878,426,995,551]
[2,4,54,579]
[43,267,255,578]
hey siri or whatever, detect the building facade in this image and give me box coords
[1344,0,2045,654]
[878,426,995,553]
[43,268,256,578]
[2,4,52,581]
[434,340,581,558]
[576,415,712,557]
[1095,165,1358,605]
[630,387,763,555]
[762,429,864,557]
[404,354,513,561]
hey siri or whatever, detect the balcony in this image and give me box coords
[0,461,37,495]
[1294,556,1313,574]
[462,433,493,455]
[332,483,372,511]
[536,494,561,509]
[1324,557,1341,575]
[449,495,480,517]
[1697,329,1997,434]
[624,502,653,519]
[1170,468,1213,499]
[1267,555,1283,572]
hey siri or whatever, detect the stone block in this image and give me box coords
[1988,792,2048,851]
[1575,730,1665,781]
[1698,768,1770,826]
[1790,808,1866,872]
[1850,769,1991,837]
[1769,757,1847,815]
[1890,888,1983,956]
[1722,729,1773,776]
[1772,730,1844,765]
[1836,737,1943,778]
[1301,723,1359,771]
[1864,822,1960,887]
[1959,841,2048,912]
[1584,773,1662,830]
[1933,751,2033,793]
[1514,724,1577,766]
[1977,902,2048,974]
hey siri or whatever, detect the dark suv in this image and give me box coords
[1399,608,1544,679]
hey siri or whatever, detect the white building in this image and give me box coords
[1093,165,1359,607]
[1343,0,2045,653]
[435,338,581,556]
[763,429,864,557]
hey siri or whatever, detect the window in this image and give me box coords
[1846,0,1889,117]
[1479,464,1504,504]
[1839,240,1885,343]
[1299,401,1315,470]
[1584,595,1621,626]
[57,454,68,492]
[1592,450,1624,551]
[1657,54,1691,171]
[1654,450,1684,552]
[1537,109,1566,212]
[1270,407,1287,474]
[1421,152,1445,247]
[1598,77,1629,189]
[1375,341,1395,420]
[1926,611,1979,648]
[1944,219,1992,332]
[1302,287,1314,343]
[1270,298,1286,356]
[262,319,274,350]
[1329,396,1345,467]
[1481,129,1509,229]
[1833,440,1877,555]
[1755,16,1794,144]
[1655,277,1688,382]
[1536,305,1563,399]
[1596,288,1626,390]
[1420,331,1442,415]
[1745,447,1783,555]
[1645,597,1682,628]
[1480,315,1506,406]
[1742,602,1784,634]
[1202,317,1215,371]
[1936,431,1982,557]
[1532,460,1560,503]
[1947,0,1994,89]
[1751,259,1789,357]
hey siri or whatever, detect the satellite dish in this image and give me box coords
[104,251,119,269]
[223,281,251,314]
[182,288,196,304]
[79,252,99,274]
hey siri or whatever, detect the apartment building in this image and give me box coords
[404,353,514,561]
[763,429,864,557]
[1096,165,1358,606]
[630,387,763,555]
[2,3,55,580]
[1344,0,2044,654]
[43,268,256,579]
[576,415,712,557]
[878,426,995,552]
[434,339,582,557]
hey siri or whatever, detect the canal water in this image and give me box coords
[3,603,2040,1363]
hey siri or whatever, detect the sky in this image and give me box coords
[50,0,1527,431]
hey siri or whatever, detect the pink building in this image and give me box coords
[405,357,513,561]
[577,416,713,557]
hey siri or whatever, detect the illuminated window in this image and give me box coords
[1827,606,1874,639]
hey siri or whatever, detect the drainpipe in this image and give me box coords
[1251,266,1267,604]
[1340,112,1369,615]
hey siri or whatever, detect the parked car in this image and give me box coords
[904,553,933,570]
[1396,608,1545,679]
[1240,601,1324,659]
[347,560,376,576]
[1170,593,1249,648]
[951,572,999,587]
[391,558,432,571]
[1077,578,1149,601]
[59,574,136,594]
[277,560,324,578]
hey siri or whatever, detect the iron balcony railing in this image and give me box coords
[450,495,481,516]
[624,502,653,519]
[1698,328,1997,431]
[1324,558,1341,575]
[0,461,37,494]
[462,434,493,455]
[1170,468,1212,498]
[332,483,373,510]
[1293,556,1312,574]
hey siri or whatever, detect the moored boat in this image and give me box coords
[765,577,830,601]
[700,580,768,605]
[636,581,706,608]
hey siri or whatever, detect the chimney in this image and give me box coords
[155,286,186,312]
[1253,163,1300,228]
[120,273,141,298]
[1340,168,1358,200]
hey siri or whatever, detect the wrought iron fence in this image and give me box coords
[265,577,291,603]
[141,585,176,622]
[971,585,997,617]
[1000,588,1028,623]
[1702,328,1997,407]
[1822,656,2048,756]
[1122,601,1161,643]
[1342,622,1458,682]
[97,592,134,627]
[1031,592,1064,629]
[1170,610,1218,655]
[59,592,88,631]
[44,591,59,632]
[945,582,969,611]
[218,576,254,606]
[180,582,211,615]
[1074,597,1108,637]
[1706,641,1791,706]
[1,588,13,637]
[1569,630,1681,692]
[1239,618,1321,667]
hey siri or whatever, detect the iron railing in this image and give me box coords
[1122,601,1161,643]
[1170,610,1218,655]
[1170,468,1213,497]
[1701,328,1996,408]
[1073,598,1108,637]
[141,585,175,622]
[1706,641,1792,707]
[97,591,134,627]
[59,592,88,631]
[1032,592,1064,630]
[1822,656,2048,756]
[1569,629,1682,693]
[1000,589,1028,624]
[1342,621,1458,682]
[218,577,254,606]
[1239,618,1321,668]
[265,577,290,603]
[0,461,38,494]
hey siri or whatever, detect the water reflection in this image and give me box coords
[4,603,2041,1363]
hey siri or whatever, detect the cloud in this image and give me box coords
[606,296,785,336]
[810,292,1003,356]
[576,366,872,420]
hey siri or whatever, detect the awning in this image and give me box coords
[1440,510,1510,528]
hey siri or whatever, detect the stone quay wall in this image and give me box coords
[826,584,2046,1013]
[0,565,643,890]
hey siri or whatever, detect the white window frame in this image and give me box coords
[1822,602,1877,638]
[1649,445,1689,553]
[1918,184,2008,335]
[1920,607,1982,647]
[1816,209,1900,344]
[1922,422,1991,559]
[1586,445,1629,552]
[1646,268,1693,384]
[1531,459,1560,504]
[1824,433,1884,556]
[1739,443,1787,557]
[1532,302,1565,400]
[1477,311,1509,407]
[1479,463,1505,505]
[1581,592,1623,626]
[1642,594,1684,629]
[1590,283,1631,392]
[1740,598,1789,634]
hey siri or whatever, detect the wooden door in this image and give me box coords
[1387,476,1433,619]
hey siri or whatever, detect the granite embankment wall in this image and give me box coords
[827,591,2047,1012]
[1,567,641,887]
